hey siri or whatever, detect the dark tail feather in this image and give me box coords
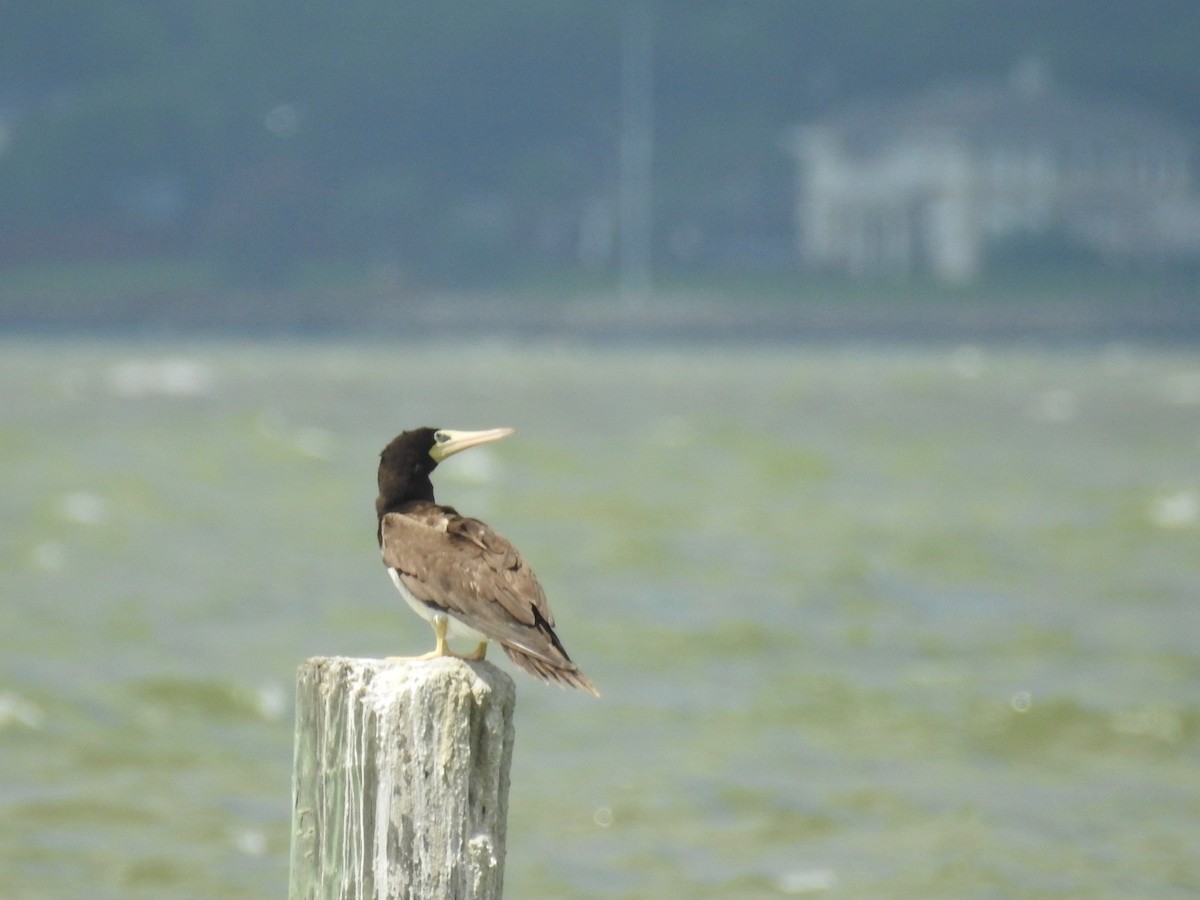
[502,645,600,698]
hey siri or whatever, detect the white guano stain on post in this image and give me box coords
[290,656,515,900]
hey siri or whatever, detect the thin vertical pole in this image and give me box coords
[619,0,654,306]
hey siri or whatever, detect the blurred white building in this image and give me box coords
[784,64,1200,282]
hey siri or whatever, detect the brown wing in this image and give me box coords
[380,504,598,695]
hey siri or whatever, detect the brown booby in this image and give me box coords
[376,427,598,696]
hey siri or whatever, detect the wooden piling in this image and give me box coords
[289,656,516,900]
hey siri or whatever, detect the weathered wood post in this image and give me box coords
[289,656,516,899]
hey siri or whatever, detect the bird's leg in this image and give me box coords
[389,615,450,662]
[391,617,488,663]
[422,614,450,658]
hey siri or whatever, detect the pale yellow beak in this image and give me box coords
[429,427,515,463]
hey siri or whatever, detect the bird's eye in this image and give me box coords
[434,431,450,444]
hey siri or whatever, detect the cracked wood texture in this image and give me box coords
[290,657,515,899]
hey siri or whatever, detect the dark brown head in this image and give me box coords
[376,426,515,516]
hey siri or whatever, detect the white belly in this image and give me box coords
[388,568,489,647]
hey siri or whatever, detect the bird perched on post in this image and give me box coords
[376,426,599,697]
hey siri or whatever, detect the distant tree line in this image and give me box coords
[0,0,1196,286]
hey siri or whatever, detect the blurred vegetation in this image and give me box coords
[0,1,1197,295]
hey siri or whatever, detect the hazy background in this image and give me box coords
[2,4,1199,899]
[0,0,1198,333]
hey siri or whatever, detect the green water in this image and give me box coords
[1,339,1198,898]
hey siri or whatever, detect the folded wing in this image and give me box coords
[380,505,597,695]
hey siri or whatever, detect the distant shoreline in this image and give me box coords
[1,270,1198,343]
